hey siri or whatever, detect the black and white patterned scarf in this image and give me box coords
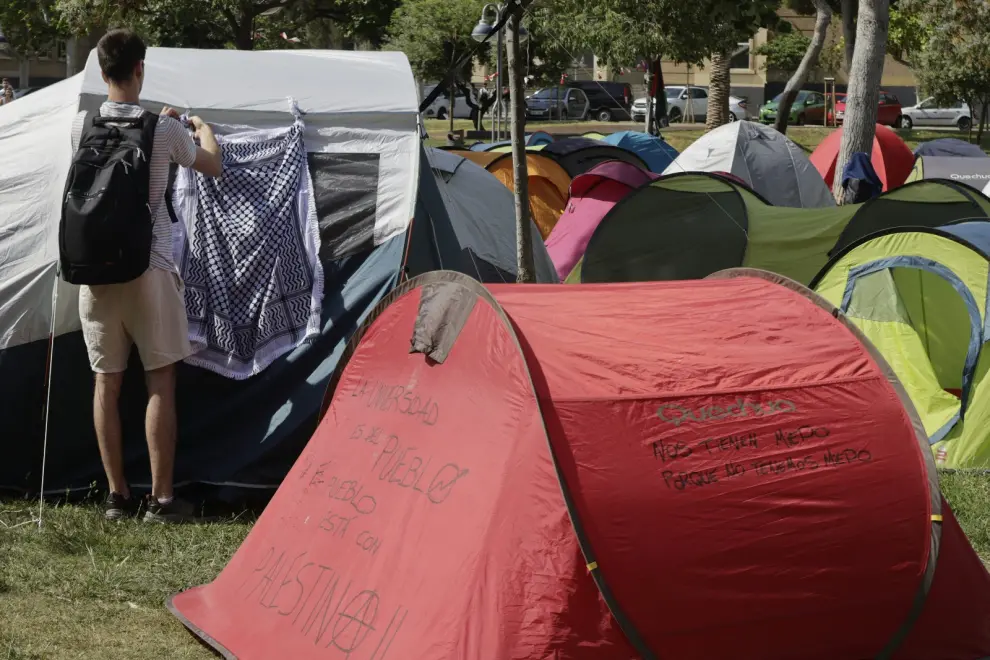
[172,120,323,380]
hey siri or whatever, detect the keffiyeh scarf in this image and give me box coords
[172,117,323,380]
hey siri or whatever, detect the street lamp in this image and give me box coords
[472,3,527,142]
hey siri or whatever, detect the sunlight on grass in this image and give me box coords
[0,500,251,659]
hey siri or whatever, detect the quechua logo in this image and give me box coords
[656,398,797,427]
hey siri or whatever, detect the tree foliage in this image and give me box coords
[901,0,990,140]
[535,0,781,68]
[755,30,811,72]
[384,0,486,84]
[52,0,397,50]
[0,0,66,56]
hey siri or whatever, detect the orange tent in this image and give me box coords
[448,149,572,239]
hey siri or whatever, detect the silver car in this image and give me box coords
[632,91,749,123]
[899,98,972,131]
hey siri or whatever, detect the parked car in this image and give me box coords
[759,90,827,125]
[421,84,474,120]
[525,86,589,121]
[663,85,709,123]
[835,90,903,126]
[566,81,632,122]
[899,98,972,131]
[632,91,748,123]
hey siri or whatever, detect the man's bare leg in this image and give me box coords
[94,372,128,497]
[145,364,177,500]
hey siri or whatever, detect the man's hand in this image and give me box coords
[187,116,223,178]
[160,106,181,120]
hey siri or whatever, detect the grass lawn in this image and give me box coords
[3,471,990,657]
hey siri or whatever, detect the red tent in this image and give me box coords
[811,124,914,191]
[169,270,990,660]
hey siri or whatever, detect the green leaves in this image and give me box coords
[755,30,812,72]
[900,0,990,109]
[0,0,65,56]
[536,0,781,68]
[384,0,486,83]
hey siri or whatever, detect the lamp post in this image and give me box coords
[471,4,527,142]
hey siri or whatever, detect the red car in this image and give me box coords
[834,91,903,126]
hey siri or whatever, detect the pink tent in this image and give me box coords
[546,161,658,280]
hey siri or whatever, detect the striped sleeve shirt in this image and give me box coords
[71,102,198,273]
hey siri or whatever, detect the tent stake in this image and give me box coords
[37,274,59,529]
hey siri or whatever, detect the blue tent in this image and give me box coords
[602,131,679,173]
[914,138,989,159]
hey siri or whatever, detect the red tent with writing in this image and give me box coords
[810,124,915,191]
[169,270,990,660]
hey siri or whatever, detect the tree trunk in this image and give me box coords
[775,0,833,135]
[841,0,857,72]
[234,15,254,50]
[832,0,889,204]
[705,51,731,131]
[506,10,535,283]
[977,102,988,147]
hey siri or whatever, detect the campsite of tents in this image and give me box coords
[6,34,990,660]
[566,176,990,286]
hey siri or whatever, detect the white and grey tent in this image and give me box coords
[663,121,835,208]
[908,156,990,192]
[0,48,553,494]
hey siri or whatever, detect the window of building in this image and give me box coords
[730,42,752,71]
[57,40,67,62]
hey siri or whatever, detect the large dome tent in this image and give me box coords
[168,269,990,659]
[664,121,834,208]
[546,161,658,280]
[0,48,554,495]
[567,177,990,286]
[812,220,990,468]
[811,124,915,191]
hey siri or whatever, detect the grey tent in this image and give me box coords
[908,157,990,191]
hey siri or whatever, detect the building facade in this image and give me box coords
[0,35,97,90]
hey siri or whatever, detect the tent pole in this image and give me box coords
[37,275,59,528]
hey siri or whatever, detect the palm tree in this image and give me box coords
[706,50,731,130]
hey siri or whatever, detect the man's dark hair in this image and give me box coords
[97,29,146,84]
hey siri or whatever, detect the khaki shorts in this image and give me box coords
[79,268,193,373]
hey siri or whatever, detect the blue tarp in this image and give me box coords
[602,131,679,173]
[842,152,884,202]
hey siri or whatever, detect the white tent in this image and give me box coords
[0,47,420,354]
[0,47,551,494]
[984,178,990,198]
[663,121,835,208]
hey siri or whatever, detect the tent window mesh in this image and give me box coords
[308,153,381,261]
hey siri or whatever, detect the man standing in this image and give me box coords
[67,29,223,522]
[1,79,13,105]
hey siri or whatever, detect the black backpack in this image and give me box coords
[59,111,158,285]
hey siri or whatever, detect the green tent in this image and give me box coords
[566,174,990,285]
[811,221,990,469]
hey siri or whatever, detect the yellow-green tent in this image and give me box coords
[565,175,990,285]
[811,221,990,468]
